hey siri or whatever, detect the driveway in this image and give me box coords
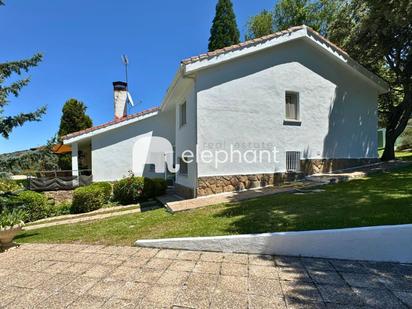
[0,244,411,308]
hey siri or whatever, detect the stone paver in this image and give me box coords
[0,244,411,308]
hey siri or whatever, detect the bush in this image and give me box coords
[0,179,22,194]
[0,208,26,228]
[51,202,72,216]
[15,191,51,222]
[71,183,111,214]
[112,176,144,205]
[90,182,112,201]
[144,178,167,198]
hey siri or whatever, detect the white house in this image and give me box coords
[63,25,388,199]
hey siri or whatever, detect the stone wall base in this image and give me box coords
[196,173,303,197]
[175,183,196,199]
[301,158,379,174]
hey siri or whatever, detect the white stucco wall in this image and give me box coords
[136,224,412,263]
[174,81,197,189]
[91,109,175,182]
[195,38,379,177]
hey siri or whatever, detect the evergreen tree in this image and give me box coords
[208,0,240,52]
[0,51,45,138]
[57,99,92,138]
[57,99,92,170]
[0,1,45,139]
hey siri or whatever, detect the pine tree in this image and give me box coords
[0,52,46,139]
[208,0,240,52]
[0,1,46,139]
[57,99,92,138]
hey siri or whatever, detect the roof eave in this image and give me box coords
[63,110,159,145]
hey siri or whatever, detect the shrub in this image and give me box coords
[0,208,26,228]
[112,176,144,205]
[144,178,167,198]
[0,179,22,194]
[15,191,51,222]
[90,182,112,201]
[71,183,111,214]
[52,202,72,216]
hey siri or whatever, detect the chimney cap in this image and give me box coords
[113,81,127,91]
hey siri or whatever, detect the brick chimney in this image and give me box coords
[113,81,128,119]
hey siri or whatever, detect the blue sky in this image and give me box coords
[0,0,274,154]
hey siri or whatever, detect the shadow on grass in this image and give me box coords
[212,166,412,235]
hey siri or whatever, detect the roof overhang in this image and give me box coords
[179,26,388,94]
[63,110,159,145]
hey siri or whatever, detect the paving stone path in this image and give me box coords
[0,244,411,308]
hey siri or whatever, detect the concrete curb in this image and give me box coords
[136,224,412,263]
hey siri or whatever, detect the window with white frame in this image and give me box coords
[179,101,187,127]
[179,156,188,176]
[285,92,299,120]
[286,151,301,172]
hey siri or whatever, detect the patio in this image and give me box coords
[0,244,411,308]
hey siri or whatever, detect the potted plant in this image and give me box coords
[0,208,25,249]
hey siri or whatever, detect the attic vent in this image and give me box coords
[286,151,301,172]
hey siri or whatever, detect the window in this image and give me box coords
[149,164,156,172]
[285,92,299,120]
[286,151,301,172]
[180,102,187,127]
[179,157,188,176]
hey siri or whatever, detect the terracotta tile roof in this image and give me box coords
[181,25,306,65]
[181,25,351,65]
[62,106,160,141]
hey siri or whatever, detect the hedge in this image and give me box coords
[71,182,112,214]
[112,176,167,205]
[15,191,51,222]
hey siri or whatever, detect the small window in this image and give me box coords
[180,102,187,127]
[179,157,188,176]
[286,151,301,172]
[285,92,299,120]
[149,164,156,172]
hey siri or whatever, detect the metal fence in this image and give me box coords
[27,170,92,191]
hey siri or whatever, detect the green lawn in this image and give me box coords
[16,154,412,246]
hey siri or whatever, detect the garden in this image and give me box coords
[14,153,412,246]
[0,175,167,249]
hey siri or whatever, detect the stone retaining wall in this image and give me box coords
[196,173,302,197]
[175,183,195,199]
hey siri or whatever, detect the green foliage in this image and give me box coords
[144,178,168,199]
[0,179,22,194]
[245,10,274,40]
[90,182,112,201]
[0,148,59,175]
[71,183,110,214]
[58,99,92,138]
[15,191,51,222]
[0,208,26,228]
[112,176,144,205]
[51,202,72,216]
[0,49,46,138]
[208,0,240,51]
[245,0,341,39]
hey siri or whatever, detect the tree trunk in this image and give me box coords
[381,87,412,161]
[381,132,396,161]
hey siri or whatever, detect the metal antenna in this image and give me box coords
[121,54,129,88]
